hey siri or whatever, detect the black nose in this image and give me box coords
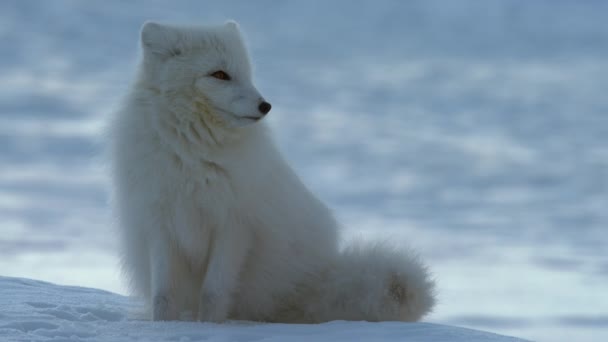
[258,101,271,115]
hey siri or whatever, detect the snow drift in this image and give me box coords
[0,276,527,341]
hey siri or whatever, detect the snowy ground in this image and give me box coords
[0,276,526,342]
[1,1,607,341]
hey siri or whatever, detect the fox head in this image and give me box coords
[138,21,271,144]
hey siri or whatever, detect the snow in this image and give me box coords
[1,1,607,341]
[0,276,525,342]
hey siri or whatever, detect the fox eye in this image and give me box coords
[210,70,231,81]
[170,48,182,57]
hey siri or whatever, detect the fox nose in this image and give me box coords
[258,101,271,115]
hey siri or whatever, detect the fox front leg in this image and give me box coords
[198,227,251,322]
[150,236,179,321]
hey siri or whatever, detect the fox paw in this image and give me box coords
[153,294,177,321]
[198,291,229,323]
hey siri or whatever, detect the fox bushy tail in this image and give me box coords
[270,240,436,323]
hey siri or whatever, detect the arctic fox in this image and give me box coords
[109,21,435,323]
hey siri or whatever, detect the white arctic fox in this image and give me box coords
[109,21,435,323]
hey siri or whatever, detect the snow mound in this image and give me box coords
[0,276,527,341]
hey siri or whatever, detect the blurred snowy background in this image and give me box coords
[0,1,607,341]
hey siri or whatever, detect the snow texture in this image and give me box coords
[0,276,525,342]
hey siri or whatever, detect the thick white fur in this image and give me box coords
[271,241,436,323]
[109,21,435,323]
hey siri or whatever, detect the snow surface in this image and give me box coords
[1,1,608,342]
[0,276,526,342]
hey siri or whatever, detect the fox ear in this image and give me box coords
[224,20,240,32]
[140,21,181,56]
